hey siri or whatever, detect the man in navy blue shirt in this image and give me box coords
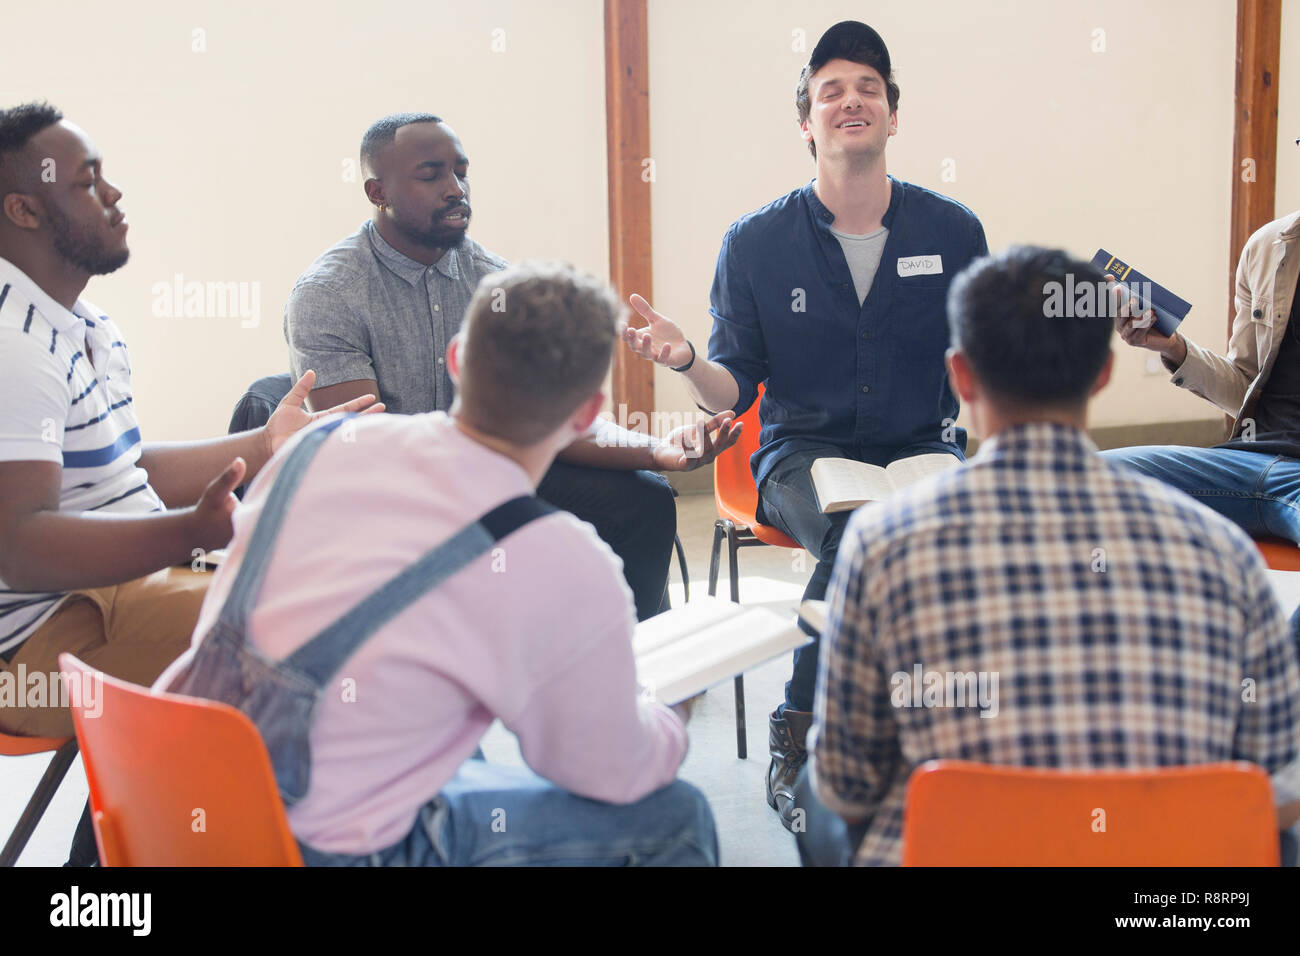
[624,21,988,829]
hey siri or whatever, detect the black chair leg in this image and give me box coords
[734,674,747,759]
[707,521,727,598]
[673,534,690,603]
[726,526,746,758]
[0,739,79,867]
[728,527,741,604]
[707,520,749,758]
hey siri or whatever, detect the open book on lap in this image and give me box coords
[634,598,816,704]
[810,453,960,514]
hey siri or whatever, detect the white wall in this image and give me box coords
[0,0,609,440]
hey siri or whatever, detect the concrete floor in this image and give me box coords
[1,493,807,867]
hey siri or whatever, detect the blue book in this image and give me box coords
[1091,249,1192,337]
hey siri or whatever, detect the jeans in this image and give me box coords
[298,760,719,867]
[757,446,855,713]
[1100,445,1300,543]
[792,765,868,867]
[537,461,676,621]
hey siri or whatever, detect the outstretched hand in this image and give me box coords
[623,294,695,369]
[191,456,246,551]
[652,410,743,472]
[264,370,386,456]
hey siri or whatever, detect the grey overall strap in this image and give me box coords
[282,494,557,687]
[216,415,352,634]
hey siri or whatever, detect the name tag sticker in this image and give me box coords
[897,255,943,277]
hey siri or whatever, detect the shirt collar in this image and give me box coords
[1278,210,1300,242]
[803,175,903,232]
[0,254,97,335]
[974,421,1100,470]
[365,219,465,286]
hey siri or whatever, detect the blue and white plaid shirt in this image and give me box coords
[812,422,1300,866]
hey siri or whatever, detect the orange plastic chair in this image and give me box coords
[0,731,78,866]
[901,760,1280,866]
[708,383,802,758]
[1255,536,1300,571]
[58,653,303,866]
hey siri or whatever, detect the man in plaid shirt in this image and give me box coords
[801,245,1300,866]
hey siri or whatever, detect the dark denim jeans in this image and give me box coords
[537,461,676,621]
[1100,445,1300,543]
[792,765,869,867]
[756,446,855,713]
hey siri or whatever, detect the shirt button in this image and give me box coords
[433,304,440,312]
[437,357,445,366]
[1253,309,1262,318]
[861,385,870,394]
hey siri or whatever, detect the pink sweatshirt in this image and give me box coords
[158,413,687,854]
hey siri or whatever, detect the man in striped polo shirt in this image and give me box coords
[0,103,379,740]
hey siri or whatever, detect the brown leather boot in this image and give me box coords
[766,708,813,832]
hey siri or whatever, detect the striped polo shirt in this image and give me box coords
[0,255,163,655]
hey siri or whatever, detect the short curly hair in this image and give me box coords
[948,246,1114,406]
[0,102,63,178]
[457,261,620,445]
[360,112,443,175]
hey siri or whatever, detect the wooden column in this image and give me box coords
[604,0,655,424]
[1229,0,1281,321]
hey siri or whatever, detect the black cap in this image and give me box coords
[807,20,891,78]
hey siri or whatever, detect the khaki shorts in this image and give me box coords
[0,566,210,738]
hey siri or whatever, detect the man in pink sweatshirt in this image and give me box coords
[157,261,720,866]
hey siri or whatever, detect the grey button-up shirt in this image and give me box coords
[284,220,509,415]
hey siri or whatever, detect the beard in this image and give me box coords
[393,204,471,250]
[47,205,129,275]
[414,225,466,248]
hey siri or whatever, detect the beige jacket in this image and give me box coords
[1169,210,1300,438]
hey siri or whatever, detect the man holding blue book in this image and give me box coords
[1104,207,1300,542]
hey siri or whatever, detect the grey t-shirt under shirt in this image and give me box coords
[830,225,889,305]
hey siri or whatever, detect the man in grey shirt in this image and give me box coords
[285,113,740,619]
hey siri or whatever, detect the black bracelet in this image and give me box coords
[670,340,697,373]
